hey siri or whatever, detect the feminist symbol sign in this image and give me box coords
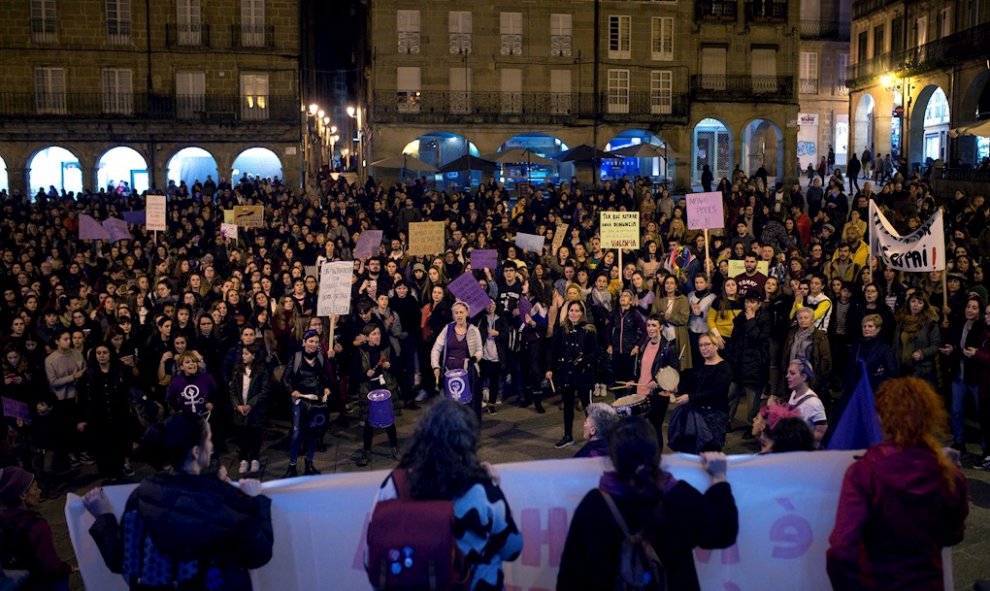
[447,376,466,401]
[181,385,206,415]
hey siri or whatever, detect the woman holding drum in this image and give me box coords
[431,301,484,418]
[631,315,681,449]
[282,329,333,477]
[670,332,733,451]
[355,324,400,467]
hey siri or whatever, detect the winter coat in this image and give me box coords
[228,365,271,428]
[892,315,941,380]
[846,337,898,392]
[548,322,598,387]
[728,310,771,386]
[0,506,71,589]
[827,443,967,591]
[781,327,832,396]
[608,308,647,355]
[89,471,273,590]
[653,294,693,371]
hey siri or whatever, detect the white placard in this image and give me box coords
[145,195,167,232]
[317,260,353,317]
[220,223,238,240]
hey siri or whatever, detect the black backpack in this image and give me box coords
[599,490,667,591]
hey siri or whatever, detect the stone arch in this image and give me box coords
[691,118,732,186]
[28,145,83,197]
[603,129,674,183]
[97,146,150,194]
[166,146,219,190]
[909,85,950,169]
[232,147,283,182]
[741,119,784,180]
[852,93,876,155]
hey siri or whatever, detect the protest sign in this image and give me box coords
[447,272,491,317]
[233,205,264,229]
[78,215,111,241]
[317,261,353,317]
[599,212,640,249]
[2,397,30,423]
[353,230,383,259]
[220,223,238,240]
[551,223,569,254]
[727,260,769,277]
[470,249,498,270]
[102,218,132,242]
[223,209,234,224]
[686,191,725,230]
[517,297,533,319]
[869,201,945,272]
[145,195,167,231]
[515,232,545,253]
[407,221,445,256]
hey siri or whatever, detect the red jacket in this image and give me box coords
[827,443,968,591]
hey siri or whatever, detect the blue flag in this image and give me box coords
[826,360,884,450]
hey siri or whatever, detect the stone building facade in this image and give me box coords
[364,0,801,192]
[0,0,302,196]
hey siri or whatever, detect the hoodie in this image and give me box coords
[827,443,968,591]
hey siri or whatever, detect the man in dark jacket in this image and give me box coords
[726,290,771,437]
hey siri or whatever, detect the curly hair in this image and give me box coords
[874,377,957,492]
[399,400,488,500]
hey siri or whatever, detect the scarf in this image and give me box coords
[591,288,613,313]
[790,327,815,362]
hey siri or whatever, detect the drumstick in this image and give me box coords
[678,345,687,360]
[549,377,556,393]
[609,381,672,396]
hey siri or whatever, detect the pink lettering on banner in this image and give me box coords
[352,513,371,570]
[770,497,813,559]
[694,543,741,565]
[520,507,569,567]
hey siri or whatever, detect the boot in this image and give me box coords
[356,450,370,467]
[283,463,298,478]
[533,391,546,414]
[304,460,320,475]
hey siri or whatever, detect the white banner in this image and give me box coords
[317,261,354,317]
[63,452,952,591]
[869,201,946,271]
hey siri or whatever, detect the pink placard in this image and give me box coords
[686,192,725,230]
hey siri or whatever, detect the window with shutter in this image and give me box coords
[30,0,57,42]
[800,52,818,94]
[751,48,777,93]
[450,68,471,113]
[608,16,631,59]
[701,47,726,90]
[501,69,522,113]
[103,68,133,115]
[651,71,673,114]
[500,12,523,56]
[35,67,66,114]
[550,14,572,56]
[397,10,421,54]
[240,0,265,47]
[240,73,269,120]
[449,11,472,54]
[550,69,572,114]
[106,0,131,44]
[651,17,674,61]
[177,0,202,45]
[396,67,421,113]
[607,69,630,114]
[176,71,206,119]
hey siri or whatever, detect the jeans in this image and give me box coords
[727,383,764,427]
[951,379,980,445]
[500,353,523,400]
[289,403,315,464]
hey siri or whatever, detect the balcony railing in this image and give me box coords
[231,24,274,49]
[691,75,794,101]
[695,0,738,22]
[799,19,851,40]
[107,19,132,45]
[799,78,819,94]
[933,167,990,183]
[30,18,57,43]
[371,90,690,124]
[846,53,893,85]
[165,23,210,47]
[852,0,894,20]
[745,1,788,23]
[0,93,298,122]
[550,35,572,56]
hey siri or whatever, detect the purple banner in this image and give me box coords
[78,214,111,240]
[447,272,492,317]
[2,397,31,423]
[102,217,132,242]
[517,297,533,319]
[470,249,498,270]
[353,230,383,259]
[122,210,145,225]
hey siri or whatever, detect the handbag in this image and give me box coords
[667,404,714,454]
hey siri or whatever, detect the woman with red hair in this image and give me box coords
[827,377,968,591]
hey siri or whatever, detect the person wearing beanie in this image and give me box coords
[0,467,72,590]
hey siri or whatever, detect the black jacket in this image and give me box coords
[89,471,273,590]
[228,365,271,428]
[727,310,771,386]
[548,322,598,387]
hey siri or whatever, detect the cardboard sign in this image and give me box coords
[102,218,132,242]
[233,205,264,228]
[470,249,498,270]
[353,230,383,259]
[727,260,770,277]
[686,191,725,230]
[2,397,31,423]
[223,209,235,224]
[145,195,167,231]
[79,214,111,240]
[551,223,569,254]
[447,272,491,317]
[599,212,640,249]
[317,261,354,317]
[407,221,446,256]
[514,232,545,253]
[220,223,238,240]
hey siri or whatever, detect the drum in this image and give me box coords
[656,366,680,392]
[367,389,395,428]
[300,399,330,437]
[443,369,473,404]
[612,394,651,417]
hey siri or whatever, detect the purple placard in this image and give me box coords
[447,272,492,317]
[102,217,132,242]
[79,214,111,240]
[2,397,30,423]
[686,191,726,230]
[517,297,533,319]
[470,249,498,270]
[353,230,383,259]
[122,210,145,225]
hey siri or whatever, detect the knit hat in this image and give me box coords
[0,467,34,505]
[412,262,426,273]
[968,285,988,305]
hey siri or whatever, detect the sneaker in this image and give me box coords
[554,436,575,449]
[122,462,135,477]
[974,456,990,471]
[250,460,261,473]
[78,452,96,465]
[481,400,488,409]
[239,460,249,474]
[356,451,370,467]
[67,454,82,469]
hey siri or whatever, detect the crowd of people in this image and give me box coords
[0,159,982,587]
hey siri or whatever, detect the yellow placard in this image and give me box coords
[232,205,264,228]
[407,221,446,256]
[728,260,769,277]
[599,212,640,249]
[223,209,234,224]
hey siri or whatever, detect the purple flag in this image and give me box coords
[78,214,111,240]
[470,249,498,270]
[447,272,492,317]
[122,210,145,225]
[102,218,132,242]
[2,397,31,423]
[353,230,383,259]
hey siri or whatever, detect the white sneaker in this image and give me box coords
[250,460,261,473]
[238,460,249,474]
[973,456,990,471]
[481,400,488,408]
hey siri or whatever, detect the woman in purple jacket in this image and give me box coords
[827,377,968,591]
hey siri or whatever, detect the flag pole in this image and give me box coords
[868,200,874,285]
